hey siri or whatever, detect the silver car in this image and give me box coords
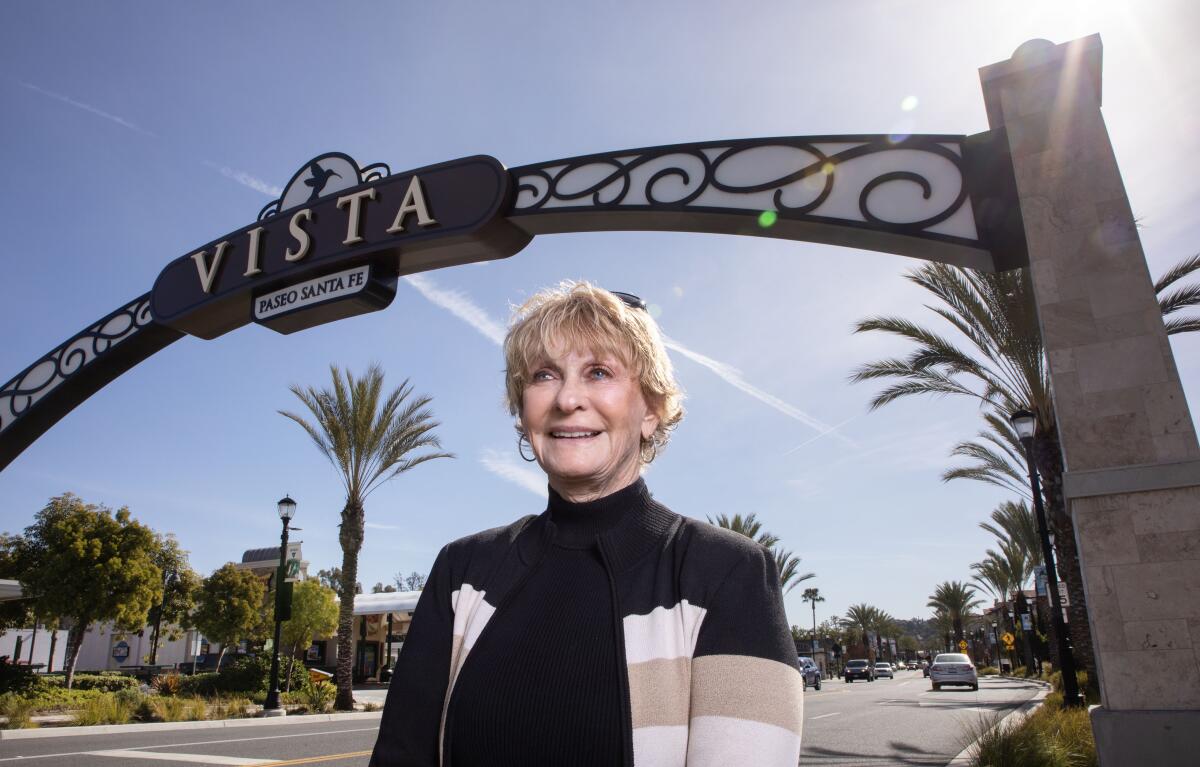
[929,652,979,691]
[873,661,894,679]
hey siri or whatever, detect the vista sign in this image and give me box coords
[150,153,530,339]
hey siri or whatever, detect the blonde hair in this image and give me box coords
[504,281,684,458]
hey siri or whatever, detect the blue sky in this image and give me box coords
[2,1,1198,631]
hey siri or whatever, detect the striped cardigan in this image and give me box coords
[369,486,803,766]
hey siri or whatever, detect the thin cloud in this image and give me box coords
[403,274,507,345]
[661,335,858,447]
[365,522,401,530]
[480,448,547,498]
[399,276,852,444]
[206,162,282,197]
[19,80,157,138]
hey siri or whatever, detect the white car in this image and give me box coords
[873,661,894,679]
[929,653,979,691]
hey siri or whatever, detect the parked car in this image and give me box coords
[929,653,979,691]
[874,662,894,679]
[844,659,874,683]
[798,656,822,690]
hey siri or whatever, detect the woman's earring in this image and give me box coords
[518,433,537,463]
[641,438,658,464]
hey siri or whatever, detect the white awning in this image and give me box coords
[345,590,422,616]
[0,579,24,602]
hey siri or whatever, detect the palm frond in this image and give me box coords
[1153,253,1200,294]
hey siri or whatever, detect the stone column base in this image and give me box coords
[1091,707,1200,766]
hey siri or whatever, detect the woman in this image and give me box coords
[371,282,802,766]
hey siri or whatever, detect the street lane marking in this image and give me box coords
[256,751,373,766]
[810,712,841,720]
[0,727,380,763]
[88,751,267,765]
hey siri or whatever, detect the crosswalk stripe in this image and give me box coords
[88,750,268,765]
[255,750,374,766]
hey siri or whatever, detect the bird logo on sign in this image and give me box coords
[304,160,342,201]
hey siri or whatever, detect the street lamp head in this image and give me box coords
[277,495,297,521]
[1009,409,1037,442]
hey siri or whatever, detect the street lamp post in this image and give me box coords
[1009,410,1084,708]
[263,495,297,715]
[991,621,1000,666]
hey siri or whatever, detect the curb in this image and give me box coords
[0,710,382,741]
[945,684,1050,766]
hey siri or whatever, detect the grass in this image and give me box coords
[0,693,38,729]
[74,693,138,726]
[964,693,1097,767]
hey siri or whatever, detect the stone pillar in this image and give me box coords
[981,35,1200,765]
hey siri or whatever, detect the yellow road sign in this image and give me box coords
[958,640,968,650]
[1001,632,1015,645]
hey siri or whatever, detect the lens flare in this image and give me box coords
[901,95,919,112]
[758,210,778,228]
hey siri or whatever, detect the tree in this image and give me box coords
[801,588,825,654]
[710,514,814,593]
[371,582,397,593]
[707,513,778,548]
[278,580,338,690]
[842,604,879,659]
[280,364,452,710]
[4,494,162,688]
[849,263,1090,673]
[1155,252,1200,335]
[927,581,983,644]
[851,255,1200,679]
[194,563,266,670]
[147,533,200,665]
[396,571,426,592]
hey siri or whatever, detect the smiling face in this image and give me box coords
[521,344,660,502]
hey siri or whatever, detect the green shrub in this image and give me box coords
[979,666,1000,675]
[152,673,183,696]
[74,693,136,726]
[215,655,308,695]
[0,693,38,729]
[303,681,336,713]
[20,686,105,712]
[69,673,140,692]
[177,672,221,697]
[0,664,38,694]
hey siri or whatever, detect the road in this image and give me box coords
[0,672,1040,766]
[801,670,1042,765]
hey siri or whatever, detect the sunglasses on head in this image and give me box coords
[610,291,647,311]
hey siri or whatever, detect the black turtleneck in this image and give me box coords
[448,479,650,767]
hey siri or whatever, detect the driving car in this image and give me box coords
[929,653,979,691]
[798,656,822,690]
[906,660,918,670]
[874,661,894,679]
[844,659,874,683]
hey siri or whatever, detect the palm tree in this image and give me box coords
[842,603,879,659]
[710,514,814,593]
[980,501,1041,569]
[1155,253,1200,335]
[872,610,897,661]
[280,364,453,710]
[708,513,779,548]
[853,255,1200,679]
[801,588,825,655]
[927,581,983,644]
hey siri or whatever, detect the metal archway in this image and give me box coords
[0,131,1027,470]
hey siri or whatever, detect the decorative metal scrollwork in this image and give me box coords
[0,295,156,435]
[510,135,978,242]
